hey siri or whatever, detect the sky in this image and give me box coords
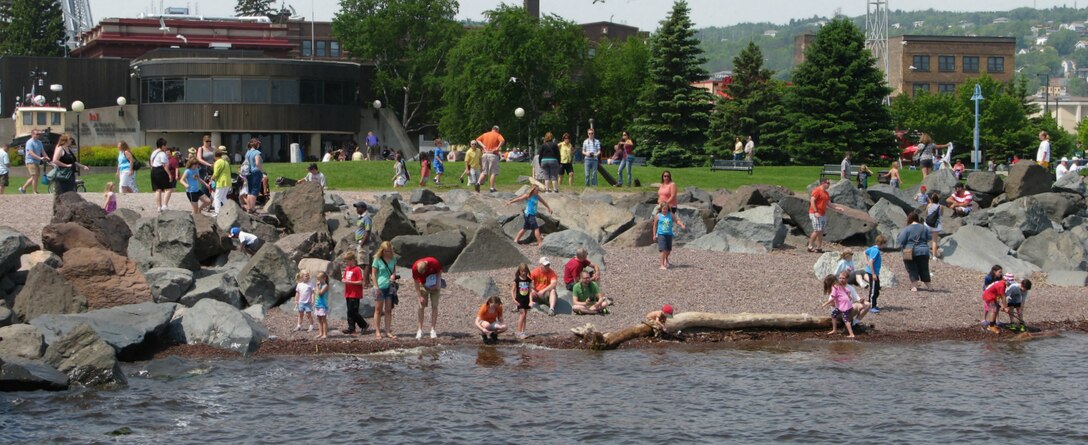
[91,0,1079,31]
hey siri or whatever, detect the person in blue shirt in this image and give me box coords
[432,138,446,186]
[180,157,212,214]
[653,203,687,270]
[505,185,553,247]
[19,129,46,194]
[864,235,886,313]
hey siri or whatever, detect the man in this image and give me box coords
[572,270,612,315]
[19,129,46,194]
[353,201,374,259]
[563,247,601,292]
[228,227,263,255]
[244,140,263,213]
[946,183,974,216]
[529,256,558,316]
[475,125,505,192]
[0,144,10,194]
[807,178,842,253]
[365,131,380,160]
[1072,156,1084,174]
[840,151,852,181]
[581,128,600,187]
[1055,157,1070,181]
[340,252,369,335]
[411,256,443,339]
[1037,131,1051,169]
[744,136,755,161]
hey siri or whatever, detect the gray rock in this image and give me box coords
[237,244,299,309]
[324,193,347,212]
[963,209,990,227]
[180,299,267,355]
[920,168,959,200]
[828,179,868,211]
[673,206,715,246]
[29,302,178,360]
[297,259,334,282]
[50,193,130,255]
[689,204,787,254]
[940,226,1040,277]
[249,219,282,244]
[866,184,917,214]
[267,181,329,235]
[12,264,86,323]
[0,306,10,328]
[1017,229,1088,272]
[145,268,194,303]
[0,324,46,359]
[0,357,69,391]
[216,199,252,232]
[540,230,606,267]
[127,211,199,272]
[412,211,480,238]
[1053,171,1087,196]
[971,191,997,209]
[868,199,908,249]
[456,276,501,299]
[410,188,443,205]
[274,231,334,265]
[1004,161,1054,200]
[113,208,141,232]
[243,305,266,321]
[192,213,230,263]
[501,213,561,244]
[751,184,795,204]
[579,190,614,205]
[547,195,635,243]
[716,185,768,218]
[0,226,38,275]
[448,225,530,273]
[615,192,658,213]
[990,225,1026,250]
[1046,270,1088,287]
[966,171,1004,195]
[391,230,465,268]
[1064,214,1086,230]
[988,197,1052,238]
[372,198,420,241]
[812,250,896,287]
[43,323,126,387]
[1029,192,1084,223]
[684,186,713,205]
[604,219,655,248]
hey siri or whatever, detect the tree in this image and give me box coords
[706,41,789,164]
[782,18,892,165]
[333,0,463,134]
[1047,28,1079,56]
[235,0,275,17]
[890,92,971,147]
[0,0,63,56]
[630,1,713,167]
[585,36,651,147]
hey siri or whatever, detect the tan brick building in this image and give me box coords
[888,35,1016,97]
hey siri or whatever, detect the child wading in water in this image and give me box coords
[822,274,856,338]
[475,296,507,344]
[313,272,330,339]
[294,271,315,332]
[652,203,686,270]
[1005,275,1032,332]
[511,263,533,339]
[506,185,553,247]
[102,182,117,214]
[981,274,1009,333]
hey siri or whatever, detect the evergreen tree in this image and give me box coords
[235,0,275,17]
[0,0,63,57]
[783,18,892,165]
[706,41,789,164]
[630,1,712,167]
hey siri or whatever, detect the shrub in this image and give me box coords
[76,145,152,167]
[5,147,25,166]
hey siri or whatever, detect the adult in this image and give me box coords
[538,132,561,193]
[563,247,601,292]
[581,128,601,187]
[529,256,559,316]
[924,192,942,258]
[657,170,678,214]
[733,137,744,160]
[572,270,612,315]
[51,134,88,195]
[371,241,398,339]
[916,133,948,179]
[211,148,231,215]
[475,125,505,193]
[0,144,9,194]
[897,211,933,292]
[1071,156,1084,174]
[744,136,755,161]
[462,140,481,192]
[840,151,852,181]
[165,148,180,207]
[196,134,216,178]
[1055,157,1070,181]
[228,227,263,255]
[353,201,374,260]
[559,132,575,187]
[244,140,264,213]
[18,129,45,194]
[945,183,974,217]
[952,159,966,180]
[322,149,334,163]
[615,131,635,187]
[149,138,172,211]
[1036,131,1051,169]
[411,256,443,340]
[365,131,380,160]
[341,251,370,336]
[807,178,841,253]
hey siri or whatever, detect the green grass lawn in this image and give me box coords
[24,161,927,195]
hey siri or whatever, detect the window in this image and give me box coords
[22,113,32,126]
[912,55,930,72]
[987,56,1005,73]
[271,79,299,104]
[164,78,185,102]
[142,78,163,103]
[301,40,312,57]
[938,55,955,72]
[316,41,327,57]
[912,83,930,95]
[36,112,46,126]
[330,41,340,58]
[186,78,211,102]
[963,56,980,73]
[242,79,270,103]
[324,81,343,104]
[938,83,957,94]
[299,80,322,104]
[213,78,242,103]
[51,112,61,125]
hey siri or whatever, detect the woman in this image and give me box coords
[196,135,215,177]
[924,192,942,259]
[559,133,574,187]
[616,131,635,187]
[149,138,172,211]
[116,141,138,194]
[897,211,933,292]
[392,152,408,187]
[917,133,950,179]
[657,170,678,214]
[211,148,231,215]
[50,134,89,195]
[371,241,398,339]
[538,132,561,193]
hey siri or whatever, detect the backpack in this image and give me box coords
[132,159,144,171]
[239,160,250,176]
[925,205,941,227]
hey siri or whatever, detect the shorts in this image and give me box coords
[418,288,440,308]
[297,302,313,313]
[26,163,40,176]
[243,238,264,253]
[481,153,500,176]
[982,299,999,312]
[657,234,674,252]
[515,293,531,310]
[956,206,973,215]
[376,286,395,302]
[247,171,264,195]
[0,173,7,187]
[831,308,850,322]
[150,166,172,191]
[186,191,204,203]
[433,163,445,175]
[920,158,934,169]
[314,307,328,317]
[1007,302,1022,308]
[540,159,559,180]
[809,214,827,232]
[522,214,539,231]
[394,176,407,187]
[561,162,574,174]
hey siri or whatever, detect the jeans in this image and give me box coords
[617,158,633,187]
[584,157,598,186]
[867,273,880,309]
[345,298,369,332]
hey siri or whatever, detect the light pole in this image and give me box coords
[372,100,382,159]
[71,100,85,165]
[117,96,127,117]
[971,84,983,171]
[1037,73,1050,115]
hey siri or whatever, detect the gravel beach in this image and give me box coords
[4,190,1085,354]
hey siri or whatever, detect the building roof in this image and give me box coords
[892,35,1016,45]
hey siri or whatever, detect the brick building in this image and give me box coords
[888,35,1016,97]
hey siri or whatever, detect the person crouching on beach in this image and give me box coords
[475,296,507,344]
[821,274,856,338]
[294,271,315,332]
[511,263,533,339]
[981,275,1009,334]
[313,272,330,339]
[653,203,686,270]
[644,304,675,335]
[1005,275,1031,333]
[229,227,263,255]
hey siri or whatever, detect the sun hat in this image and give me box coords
[187,147,197,155]
[1004,273,1015,281]
[216,146,228,154]
[539,256,550,266]
[662,304,674,317]
[229,227,240,237]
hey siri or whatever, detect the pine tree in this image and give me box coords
[630,1,712,167]
[783,18,893,165]
[235,0,275,17]
[706,41,789,163]
[0,0,63,57]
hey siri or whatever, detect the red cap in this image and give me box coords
[662,304,674,316]
[920,185,927,191]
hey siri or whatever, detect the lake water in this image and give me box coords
[3,335,1088,444]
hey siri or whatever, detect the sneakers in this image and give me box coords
[307,325,314,332]
[481,332,490,344]
[489,188,497,193]
[599,308,610,315]
[415,329,423,340]
[547,307,556,316]
[869,307,881,314]
[516,332,528,340]
[18,187,25,194]
[293,325,302,331]
[489,332,499,342]
[430,329,437,339]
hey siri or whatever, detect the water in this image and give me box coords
[4,335,1088,444]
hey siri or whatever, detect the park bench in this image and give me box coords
[709,159,754,175]
[629,156,648,166]
[821,164,858,179]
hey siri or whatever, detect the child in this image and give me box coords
[914,185,929,207]
[981,275,1008,333]
[863,235,885,314]
[102,182,117,214]
[228,226,263,255]
[303,163,327,190]
[418,152,431,187]
[652,203,686,270]
[181,158,212,215]
[857,164,873,189]
[644,304,675,334]
[511,263,532,339]
[888,161,901,189]
[461,140,481,192]
[294,271,315,332]
[313,272,330,339]
[983,264,1003,290]
[475,296,507,344]
[1005,276,1031,332]
[432,140,445,185]
[505,186,553,247]
[392,152,408,187]
[821,274,856,338]
[833,250,861,286]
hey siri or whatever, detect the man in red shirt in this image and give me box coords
[529,256,558,316]
[411,256,443,339]
[563,247,601,291]
[807,178,841,253]
[475,125,505,192]
[945,183,974,217]
[341,252,369,334]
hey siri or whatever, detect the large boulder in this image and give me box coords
[266,181,328,235]
[21,250,62,270]
[41,222,105,255]
[51,192,130,255]
[1017,229,1088,272]
[215,199,252,232]
[866,184,917,214]
[689,204,787,254]
[42,323,126,387]
[127,211,199,272]
[60,248,150,310]
[1046,270,1088,287]
[828,179,868,211]
[391,230,466,268]
[180,299,267,355]
[297,258,334,283]
[501,213,562,244]
[868,199,908,250]
[412,211,480,239]
[812,250,898,288]
[0,357,69,392]
[825,206,878,243]
[410,188,443,205]
[192,214,230,263]
[547,195,635,243]
[29,302,178,360]
[112,208,141,233]
[604,219,655,248]
[1004,161,1054,200]
[990,225,1026,250]
[540,230,606,267]
[1052,171,1087,196]
[683,186,713,206]
[0,324,46,359]
[920,168,959,199]
[12,264,86,323]
[372,198,420,241]
[1029,192,1084,223]
[0,307,10,328]
[248,219,282,244]
[0,226,39,274]
[324,193,347,212]
[673,206,715,246]
[752,184,795,204]
[144,268,194,303]
[939,226,1040,277]
[180,270,244,308]
[455,276,500,299]
[716,185,769,219]
[274,231,334,265]
[966,171,1004,195]
[448,225,530,273]
[237,244,299,309]
[988,197,1052,238]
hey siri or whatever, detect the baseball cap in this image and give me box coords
[229,227,241,237]
[1004,273,1015,281]
[539,256,551,266]
[662,304,674,317]
[1061,157,1069,162]
[919,185,927,191]
[353,201,368,209]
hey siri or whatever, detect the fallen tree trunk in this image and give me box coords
[572,313,832,350]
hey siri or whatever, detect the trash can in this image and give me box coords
[290,143,302,163]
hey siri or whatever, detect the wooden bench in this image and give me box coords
[629,156,648,166]
[821,164,858,179]
[710,159,754,175]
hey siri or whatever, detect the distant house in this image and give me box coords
[993,17,1010,24]
[1037,36,1049,45]
[1018,48,1030,55]
[763,29,778,37]
[1077,40,1088,49]
[913,20,925,28]
[892,22,901,29]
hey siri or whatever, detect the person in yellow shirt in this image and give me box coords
[211,147,232,215]
[558,132,574,188]
[460,140,482,192]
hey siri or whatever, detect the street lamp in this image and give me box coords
[971,84,983,171]
[71,100,85,175]
[117,96,127,117]
[1037,73,1050,115]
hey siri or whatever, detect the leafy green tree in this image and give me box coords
[1047,28,1079,56]
[706,41,789,164]
[235,0,275,17]
[889,92,971,146]
[438,5,588,146]
[948,74,1064,164]
[584,36,651,148]
[333,0,463,133]
[631,0,713,167]
[0,0,63,56]
[783,18,893,165]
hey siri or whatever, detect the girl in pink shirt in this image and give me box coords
[821,274,856,338]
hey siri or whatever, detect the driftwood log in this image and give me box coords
[572,312,833,350]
